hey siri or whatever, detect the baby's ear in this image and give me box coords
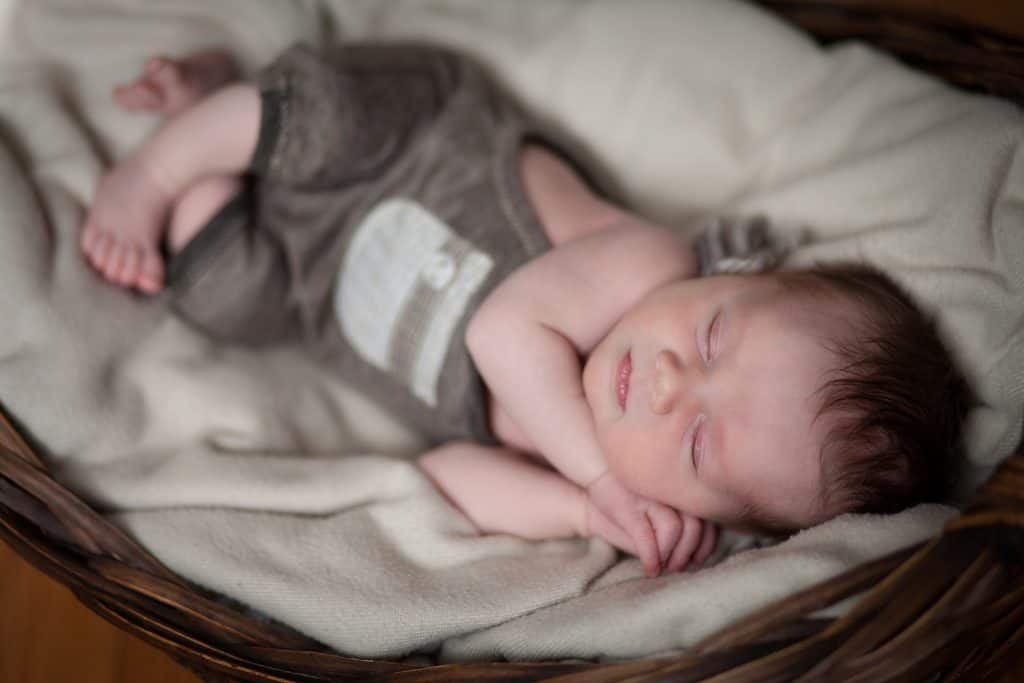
[693,214,808,276]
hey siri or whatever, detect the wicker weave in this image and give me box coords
[2,2,1023,681]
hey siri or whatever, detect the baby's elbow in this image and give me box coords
[466,286,545,369]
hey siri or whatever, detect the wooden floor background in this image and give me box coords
[2,1,1023,682]
[0,541,197,683]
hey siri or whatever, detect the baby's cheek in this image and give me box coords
[598,430,635,481]
[602,430,671,501]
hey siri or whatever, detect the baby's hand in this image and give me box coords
[584,472,718,576]
[666,515,718,573]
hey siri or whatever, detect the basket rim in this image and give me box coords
[757,0,1024,106]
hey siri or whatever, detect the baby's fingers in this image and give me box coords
[665,515,704,573]
[692,522,719,566]
[587,505,659,576]
[586,474,660,576]
[626,512,660,578]
[646,504,683,569]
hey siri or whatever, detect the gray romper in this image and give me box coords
[166,43,566,444]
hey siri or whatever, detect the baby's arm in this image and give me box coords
[466,221,698,575]
[419,442,717,572]
[420,442,588,541]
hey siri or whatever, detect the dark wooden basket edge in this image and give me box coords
[757,0,1024,106]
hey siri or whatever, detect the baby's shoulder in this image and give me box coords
[519,144,624,247]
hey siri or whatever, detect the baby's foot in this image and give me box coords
[113,50,238,116]
[80,155,173,293]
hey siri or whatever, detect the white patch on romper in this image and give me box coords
[335,198,494,406]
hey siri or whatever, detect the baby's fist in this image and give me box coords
[665,516,718,573]
[584,472,670,576]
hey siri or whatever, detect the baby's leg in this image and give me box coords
[113,50,239,116]
[166,175,242,254]
[81,55,259,293]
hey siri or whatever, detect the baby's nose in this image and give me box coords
[650,349,687,415]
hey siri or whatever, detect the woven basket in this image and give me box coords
[2,2,1023,681]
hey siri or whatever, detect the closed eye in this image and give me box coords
[691,414,706,473]
[702,310,722,365]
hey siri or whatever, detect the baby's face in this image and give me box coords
[582,274,846,529]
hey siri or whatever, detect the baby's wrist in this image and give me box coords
[577,492,592,538]
[583,468,610,491]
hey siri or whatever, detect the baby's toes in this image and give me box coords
[84,230,114,273]
[80,219,100,255]
[148,60,187,94]
[135,247,165,294]
[143,56,175,77]
[111,245,141,287]
[112,81,161,111]
[100,240,131,283]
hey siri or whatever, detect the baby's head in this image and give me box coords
[765,264,973,529]
[581,262,971,533]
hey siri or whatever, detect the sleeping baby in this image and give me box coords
[79,44,971,577]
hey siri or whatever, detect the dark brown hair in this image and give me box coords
[778,263,973,521]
